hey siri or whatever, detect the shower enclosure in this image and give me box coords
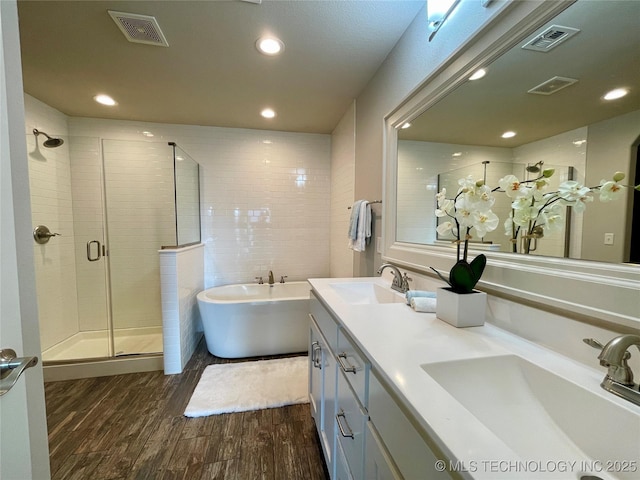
[27,133,200,363]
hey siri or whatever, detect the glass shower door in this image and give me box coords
[29,135,112,361]
[102,140,175,356]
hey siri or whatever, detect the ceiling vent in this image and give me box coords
[108,11,169,47]
[528,76,579,96]
[521,25,580,52]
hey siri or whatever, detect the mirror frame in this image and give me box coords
[383,0,639,329]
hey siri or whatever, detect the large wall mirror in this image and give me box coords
[384,0,640,328]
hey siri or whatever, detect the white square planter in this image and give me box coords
[436,287,486,328]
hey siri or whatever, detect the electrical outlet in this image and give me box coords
[604,233,614,245]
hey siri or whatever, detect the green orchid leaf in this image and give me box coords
[449,260,476,294]
[469,254,486,282]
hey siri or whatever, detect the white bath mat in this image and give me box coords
[184,356,309,417]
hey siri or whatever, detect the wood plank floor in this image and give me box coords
[44,339,329,480]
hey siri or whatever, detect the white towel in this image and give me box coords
[348,200,364,240]
[349,200,371,252]
[405,290,436,305]
[410,297,437,313]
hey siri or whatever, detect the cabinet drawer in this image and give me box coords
[310,291,339,351]
[365,422,403,480]
[336,368,367,480]
[337,329,369,408]
[369,372,451,480]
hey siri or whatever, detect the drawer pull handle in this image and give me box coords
[311,342,322,369]
[337,352,357,374]
[336,410,354,439]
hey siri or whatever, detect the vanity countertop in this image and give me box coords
[309,276,640,480]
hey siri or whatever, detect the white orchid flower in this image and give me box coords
[436,221,454,236]
[457,175,476,193]
[472,210,499,237]
[465,184,495,212]
[513,205,540,227]
[435,198,454,217]
[540,204,564,233]
[558,180,590,202]
[599,180,624,202]
[499,174,527,198]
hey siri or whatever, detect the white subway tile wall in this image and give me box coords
[397,141,513,247]
[159,244,204,374]
[69,117,332,288]
[25,95,80,351]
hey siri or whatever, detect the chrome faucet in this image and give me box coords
[268,270,275,286]
[585,335,640,406]
[376,263,411,293]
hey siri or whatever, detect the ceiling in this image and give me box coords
[17,0,424,134]
[399,0,640,147]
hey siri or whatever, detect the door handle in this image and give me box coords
[87,240,101,262]
[0,349,38,397]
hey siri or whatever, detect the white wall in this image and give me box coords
[582,109,640,263]
[330,101,356,277]
[68,117,332,288]
[352,1,515,275]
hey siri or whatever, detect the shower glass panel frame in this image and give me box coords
[170,142,201,247]
[31,134,179,363]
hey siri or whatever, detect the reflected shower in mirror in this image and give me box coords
[396,0,640,264]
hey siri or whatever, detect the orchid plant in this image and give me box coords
[499,169,639,254]
[432,175,498,293]
[433,168,640,293]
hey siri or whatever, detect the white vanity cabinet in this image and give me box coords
[310,288,452,480]
[310,292,339,476]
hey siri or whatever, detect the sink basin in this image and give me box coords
[329,282,406,305]
[422,355,640,478]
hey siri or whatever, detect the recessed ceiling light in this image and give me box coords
[142,131,154,137]
[256,36,284,56]
[469,68,487,81]
[400,122,411,129]
[452,152,462,157]
[501,131,516,139]
[603,88,629,101]
[94,94,117,106]
[261,108,276,119]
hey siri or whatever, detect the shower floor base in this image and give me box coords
[42,326,163,362]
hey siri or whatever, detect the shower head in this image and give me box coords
[525,161,544,173]
[33,129,64,148]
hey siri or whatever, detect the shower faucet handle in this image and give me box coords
[280,276,288,283]
[255,276,264,284]
[33,225,61,244]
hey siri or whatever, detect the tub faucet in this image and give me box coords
[268,270,275,286]
[376,263,410,293]
[589,334,640,406]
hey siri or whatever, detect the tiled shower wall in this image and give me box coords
[24,95,79,351]
[69,117,332,288]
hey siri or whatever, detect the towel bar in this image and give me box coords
[347,200,382,209]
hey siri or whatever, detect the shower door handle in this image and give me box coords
[87,240,102,262]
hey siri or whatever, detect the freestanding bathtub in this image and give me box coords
[196,281,311,358]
